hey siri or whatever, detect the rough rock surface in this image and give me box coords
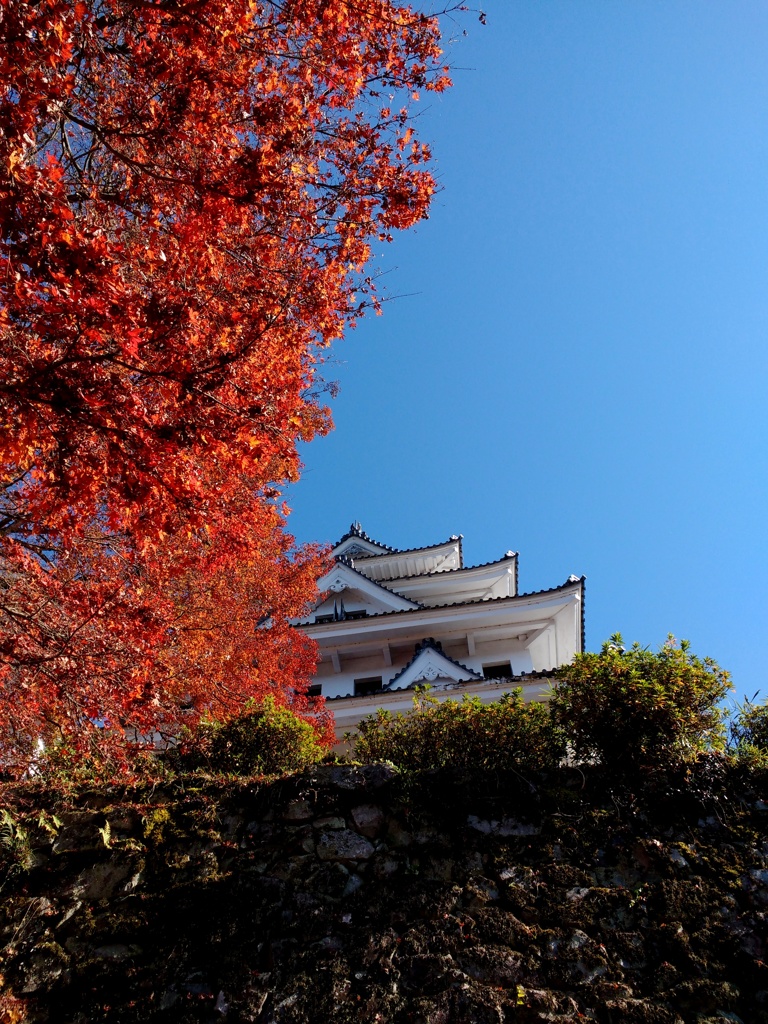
[0,762,766,1023]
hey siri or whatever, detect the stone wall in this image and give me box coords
[0,762,766,1023]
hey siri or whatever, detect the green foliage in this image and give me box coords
[730,694,768,748]
[34,735,172,789]
[142,807,175,845]
[551,634,732,772]
[0,808,32,888]
[351,687,564,772]
[183,696,325,776]
[728,695,768,768]
[0,808,29,860]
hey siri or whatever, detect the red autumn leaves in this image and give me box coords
[0,0,449,774]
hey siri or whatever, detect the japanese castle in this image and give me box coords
[295,523,585,738]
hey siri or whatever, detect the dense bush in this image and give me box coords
[551,634,731,772]
[730,695,768,748]
[180,696,325,776]
[729,696,768,766]
[351,688,565,771]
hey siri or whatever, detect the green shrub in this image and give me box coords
[183,696,325,776]
[551,634,732,772]
[729,696,768,767]
[730,695,768,748]
[351,687,564,772]
[0,808,31,878]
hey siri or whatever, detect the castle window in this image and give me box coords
[345,610,368,620]
[314,614,334,624]
[354,676,382,697]
[307,684,322,698]
[482,661,512,680]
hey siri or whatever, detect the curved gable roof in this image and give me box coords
[391,550,516,583]
[352,537,463,581]
[386,638,482,691]
[306,561,421,618]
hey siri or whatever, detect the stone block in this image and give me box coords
[51,812,107,854]
[351,804,384,837]
[316,829,375,862]
[313,816,346,830]
[282,799,314,822]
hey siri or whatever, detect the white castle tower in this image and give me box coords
[294,524,585,738]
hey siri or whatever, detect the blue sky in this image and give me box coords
[288,1,768,705]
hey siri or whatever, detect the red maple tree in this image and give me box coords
[0,0,453,773]
[0,490,332,775]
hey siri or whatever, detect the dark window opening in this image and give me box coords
[314,614,334,624]
[307,684,322,698]
[345,610,368,620]
[354,676,382,697]
[482,661,513,680]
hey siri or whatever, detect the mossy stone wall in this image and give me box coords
[0,763,766,1023]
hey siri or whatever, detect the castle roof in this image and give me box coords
[333,527,464,580]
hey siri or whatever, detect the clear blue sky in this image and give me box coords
[288,1,768,705]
